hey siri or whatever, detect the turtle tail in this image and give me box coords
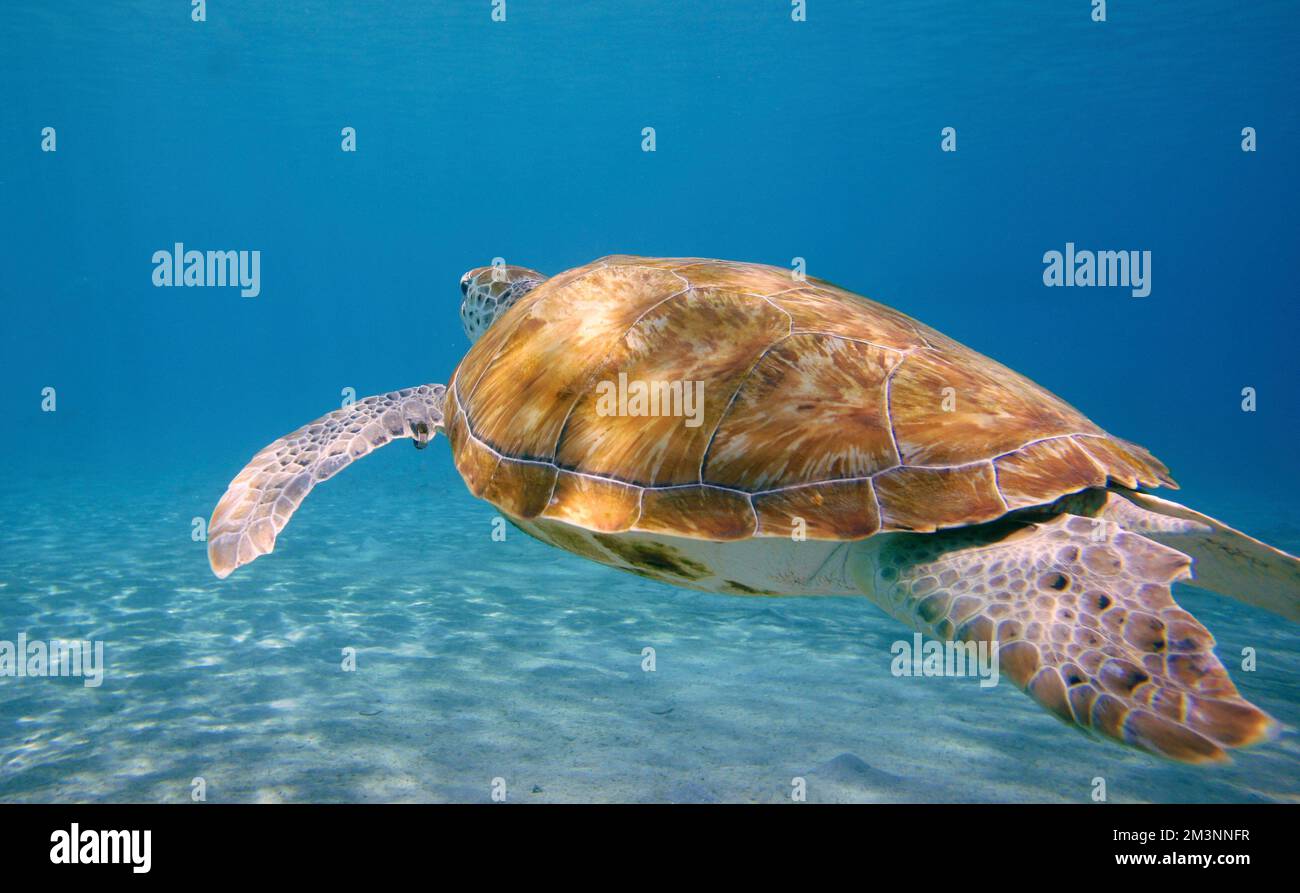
[1094,490,1300,623]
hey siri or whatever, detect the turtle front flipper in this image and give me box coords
[853,515,1279,764]
[207,384,446,579]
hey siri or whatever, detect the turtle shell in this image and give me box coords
[443,256,1174,541]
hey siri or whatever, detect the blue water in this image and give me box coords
[1,2,1297,802]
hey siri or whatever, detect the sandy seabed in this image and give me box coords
[2,447,1297,804]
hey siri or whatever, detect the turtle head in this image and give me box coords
[459,264,546,343]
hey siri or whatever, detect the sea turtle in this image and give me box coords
[208,255,1299,764]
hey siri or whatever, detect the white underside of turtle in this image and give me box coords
[207,256,1300,766]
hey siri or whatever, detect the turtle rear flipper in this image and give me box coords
[855,515,1279,764]
[207,384,446,579]
[1097,490,1300,623]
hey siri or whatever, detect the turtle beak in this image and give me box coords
[410,420,432,449]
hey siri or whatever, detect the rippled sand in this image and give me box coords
[1,444,1296,803]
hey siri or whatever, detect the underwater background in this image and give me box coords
[1,1,1297,802]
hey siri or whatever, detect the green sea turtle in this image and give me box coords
[208,255,1299,764]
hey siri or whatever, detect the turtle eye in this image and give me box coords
[460,277,470,296]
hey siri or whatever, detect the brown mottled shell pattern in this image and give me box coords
[445,256,1175,541]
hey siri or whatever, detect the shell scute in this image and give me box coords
[481,456,557,521]
[638,486,755,540]
[770,284,929,350]
[888,347,1102,467]
[995,436,1109,510]
[874,463,1006,531]
[555,287,789,485]
[543,471,641,533]
[703,333,899,490]
[753,479,881,540]
[461,263,687,459]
